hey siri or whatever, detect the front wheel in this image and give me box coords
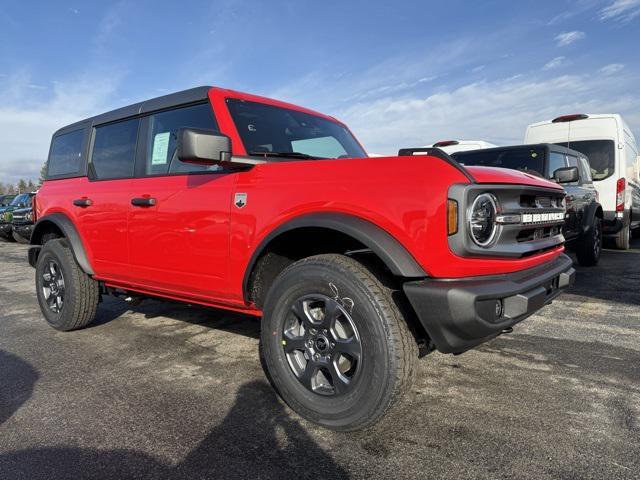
[35,239,100,331]
[260,254,417,431]
[575,217,602,266]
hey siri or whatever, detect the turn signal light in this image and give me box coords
[447,199,458,235]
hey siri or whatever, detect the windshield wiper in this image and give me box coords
[248,151,322,160]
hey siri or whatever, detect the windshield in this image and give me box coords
[553,140,615,181]
[226,99,367,159]
[0,195,15,206]
[10,194,31,207]
[453,147,546,177]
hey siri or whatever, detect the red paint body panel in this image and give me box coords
[36,86,566,312]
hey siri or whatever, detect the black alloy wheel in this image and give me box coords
[41,259,65,313]
[283,294,362,396]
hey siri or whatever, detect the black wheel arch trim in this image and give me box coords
[29,213,94,275]
[581,202,604,233]
[242,212,428,302]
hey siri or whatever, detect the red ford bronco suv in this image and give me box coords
[30,86,575,430]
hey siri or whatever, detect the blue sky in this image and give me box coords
[1,0,639,183]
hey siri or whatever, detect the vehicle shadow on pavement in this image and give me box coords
[0,350,38,426]
[481,334,640,388]
[0,380,349,480]
[567,238,640,306]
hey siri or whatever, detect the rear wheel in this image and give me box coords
[35,239,100,331]
[260,254,417,431]
[575,217,602,266]
[614,219,631,250]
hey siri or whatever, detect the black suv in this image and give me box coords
[453,144,603,266]
[11,201,36,244]
[0,193,35,242]
[0,194,16,208]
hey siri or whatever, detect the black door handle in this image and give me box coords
[131,197,157,207]
[73,198,93,207]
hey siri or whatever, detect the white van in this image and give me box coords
[525,114,640,249]
[428,140,497,155]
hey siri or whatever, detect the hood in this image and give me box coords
[465,166,563,190]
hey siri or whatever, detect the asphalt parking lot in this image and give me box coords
[1,241,638,480]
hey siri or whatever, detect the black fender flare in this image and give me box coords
[581,202,604,234]
[29,213,94,275]
[242,212,427,301]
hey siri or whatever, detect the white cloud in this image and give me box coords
[0,73,120,185]
[337,74,640,155]
[555,31,586,46]
[599,63,625,75]
[543,56,566,70]
[600,0,640,21]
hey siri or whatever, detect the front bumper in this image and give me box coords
[403,254,575,354]
[0,223,12,238]
[12,224,33,241]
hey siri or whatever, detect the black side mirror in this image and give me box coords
[553,166,579,184]
[177,128,232,165]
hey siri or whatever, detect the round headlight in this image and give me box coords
[3,212,11,222]
[25,211,33,222]
[469,193,498,247]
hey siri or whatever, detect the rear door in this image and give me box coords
[127,103,236,301]
[74,117,140,282]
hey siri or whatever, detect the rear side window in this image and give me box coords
[48,129,85,177]
[145,103,219,175]
[91,118,140,180]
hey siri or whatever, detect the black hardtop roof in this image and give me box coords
[452,143,587,160]
[54,86,212,136]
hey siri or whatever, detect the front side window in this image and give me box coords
[48,129,85,177]
[91,118,140,180]
[554,140,615,181]
[226,99,367,159]
[454,148,546,177]
[145,103,220,175]
[547,152,568,178]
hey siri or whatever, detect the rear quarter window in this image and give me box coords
[48,129,86,178]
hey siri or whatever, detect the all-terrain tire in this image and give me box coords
[260,253,418,431]
[575,217,602,266]
[35,238,99,331]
